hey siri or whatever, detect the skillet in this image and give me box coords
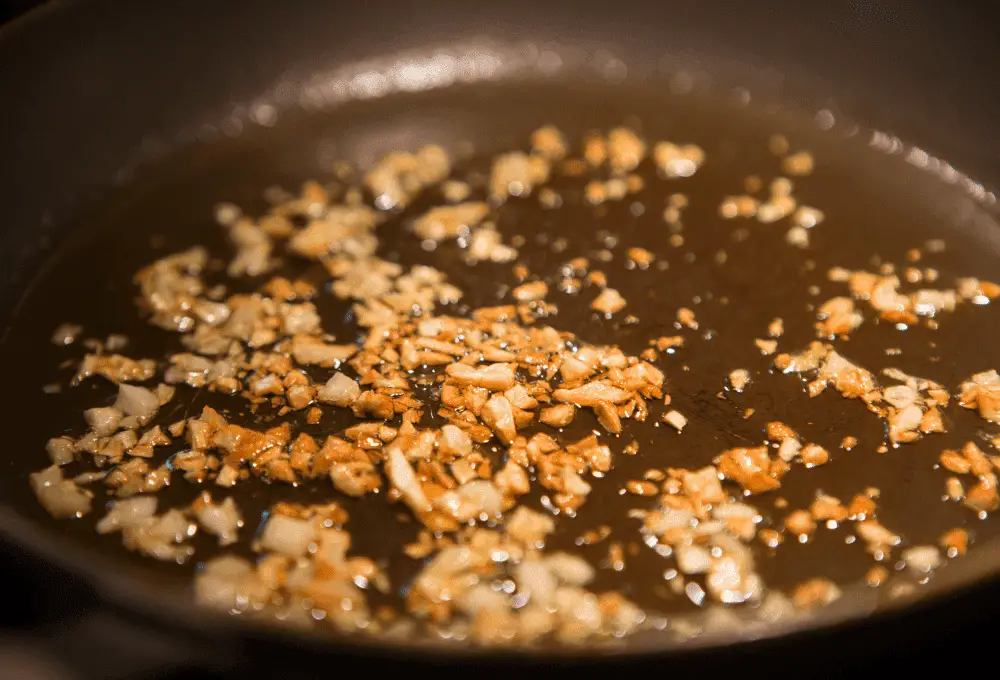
[3,1,1000,676]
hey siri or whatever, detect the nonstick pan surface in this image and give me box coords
[3,0,1000,671]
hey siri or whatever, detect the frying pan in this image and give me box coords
[3,0,1000,676]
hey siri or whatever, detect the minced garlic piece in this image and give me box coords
[958,370,1000,423]
[755,339,778,355]
[591,288,627,314]
[728,369,750,393]
[653,141,704,178]
[677,308,697,329]
[782,151,814,176]
[662,410,688,431]
[413,202,489,241]
[607,127,647,175]
[531,125,568,160]
[490,152,550,201]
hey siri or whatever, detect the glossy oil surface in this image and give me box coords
[3,79,1000,645]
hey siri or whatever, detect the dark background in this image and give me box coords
[0,0,34,22]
